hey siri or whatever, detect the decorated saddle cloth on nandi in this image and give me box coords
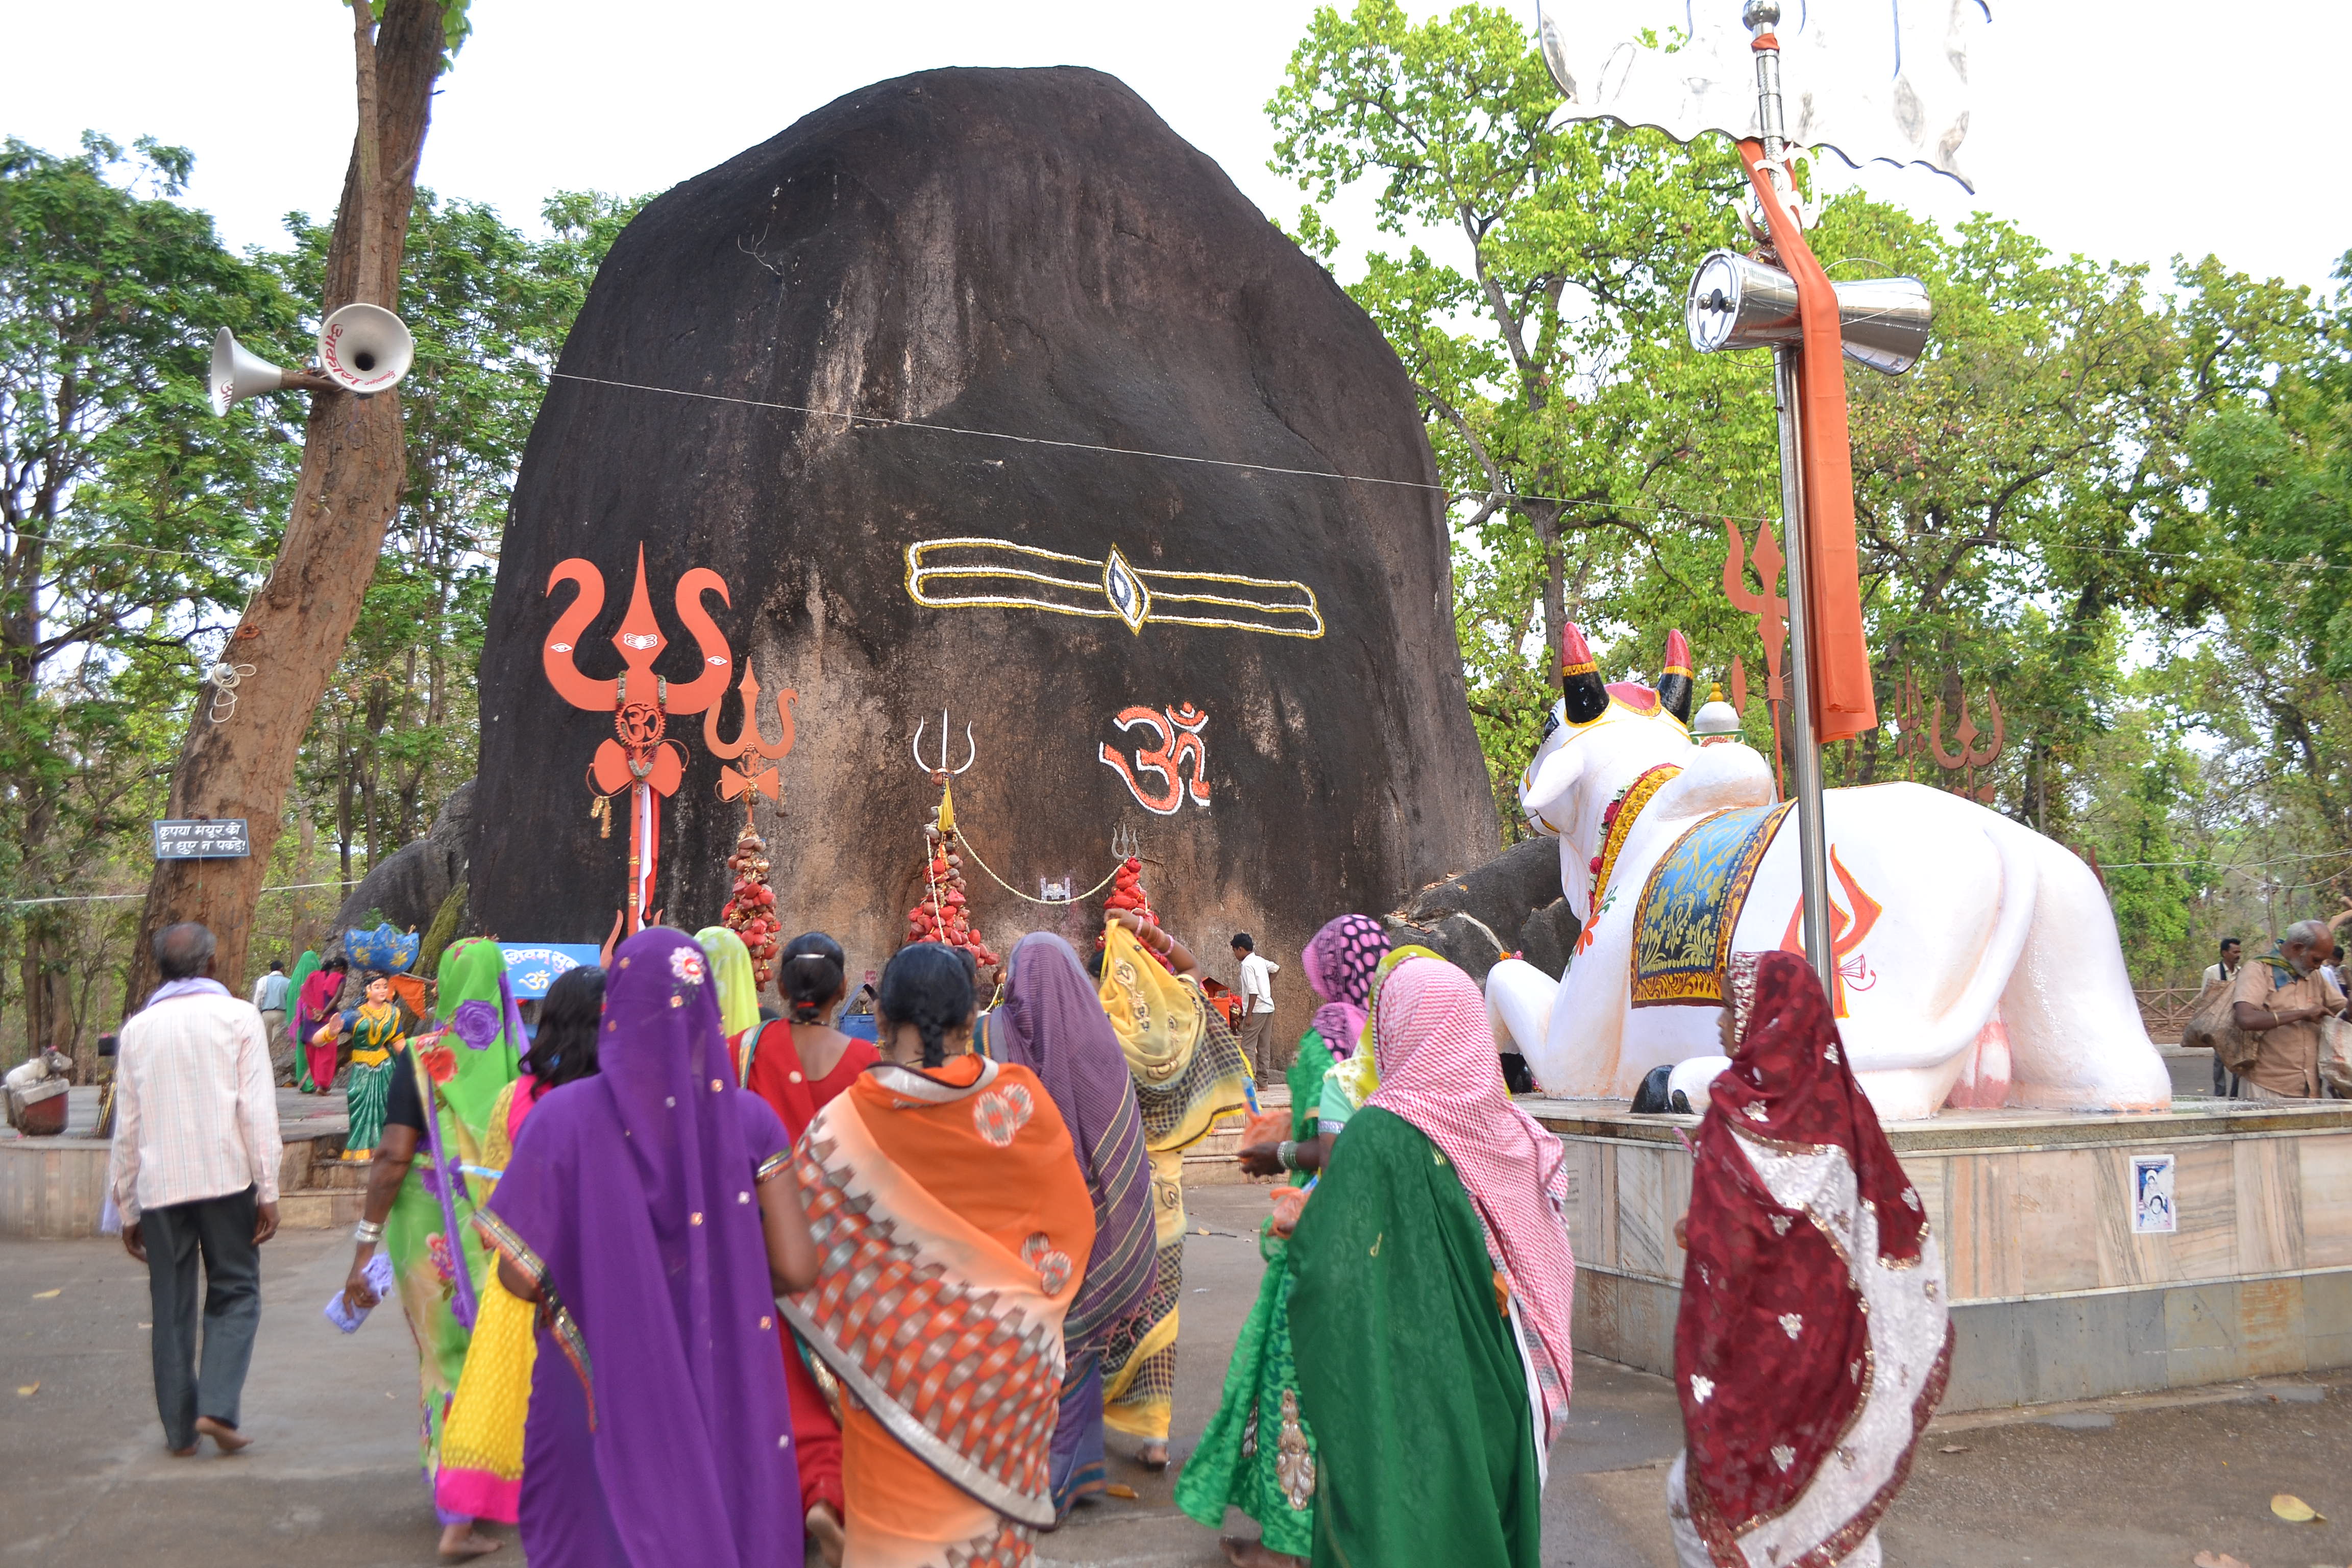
[1631,802,1793,1009]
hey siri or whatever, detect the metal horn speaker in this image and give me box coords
[316,303,414,395]
[1685,250,1932,375]
[208,327,285,415]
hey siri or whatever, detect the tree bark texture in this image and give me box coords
[129,0,443,1004]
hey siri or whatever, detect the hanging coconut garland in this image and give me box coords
[903,780,1001,975]
[1100,853,1186,977]
[720,826,781,988]
[1102,854,1154,927]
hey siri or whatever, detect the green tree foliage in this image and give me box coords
[0,130,637,1057]
[0,134,300,1052]
[1269,1,2344,983]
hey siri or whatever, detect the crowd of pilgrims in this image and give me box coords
[338,912,1945,1568]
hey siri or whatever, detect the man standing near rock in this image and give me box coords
[110,922,282,1456]
[2230,920,2351,1101]
[249,959,291,1081]
[1232,933,1282,1083]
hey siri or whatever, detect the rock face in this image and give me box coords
[327,783,472,952]
[470,67,1496,1031]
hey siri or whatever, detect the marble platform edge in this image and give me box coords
[1575,1268,2352,1412]
[1526,1095,2352,1150]
[1574,1255,2352,1302]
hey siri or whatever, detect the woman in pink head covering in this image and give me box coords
[1285,953,1574,1568]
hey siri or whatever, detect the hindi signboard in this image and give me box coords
[496,943,604,1000]
[152,819,252,860]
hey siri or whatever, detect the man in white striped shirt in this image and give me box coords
[110,922,282,1456]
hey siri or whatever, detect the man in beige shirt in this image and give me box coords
[110,922,282,1455]
[2230,920,2351,1100]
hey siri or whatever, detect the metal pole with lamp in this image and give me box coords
[1538,0,1962,999]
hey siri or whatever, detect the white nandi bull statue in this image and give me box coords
[1483,625,2171,1121]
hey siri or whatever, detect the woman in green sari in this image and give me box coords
[340,936,524,1558]
[1286,954,1575,1568]
[1180,914,1392,1566]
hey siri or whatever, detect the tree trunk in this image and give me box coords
[128,0,443,1004]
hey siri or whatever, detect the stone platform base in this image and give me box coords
[1,1087,355,1238]
[1531,1095,2352,1412]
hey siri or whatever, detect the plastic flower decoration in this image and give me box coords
[449,998,500,1050]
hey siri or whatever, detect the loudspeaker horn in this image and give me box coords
[208,327,285,416]
[316,303,414,395]
[1684,250,1933,376]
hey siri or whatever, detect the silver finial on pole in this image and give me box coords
[1745,0,1790,170]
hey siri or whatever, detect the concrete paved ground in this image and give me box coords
[6,1183,2348,1566]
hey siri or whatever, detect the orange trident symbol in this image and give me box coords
[1721,518,1790,799]
[705,666,798,808]
[542,546,734,932]
[1778,845,1882,1018]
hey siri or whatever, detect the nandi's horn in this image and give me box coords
[1559,621,1610,725]
[1659,629,1696,725]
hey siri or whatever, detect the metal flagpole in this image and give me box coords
[1747,0,1835,995]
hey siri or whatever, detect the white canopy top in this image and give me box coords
[1537,0,1990,190]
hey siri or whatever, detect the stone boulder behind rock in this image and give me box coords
[1385,834,1579,990]
[325,783,472,958]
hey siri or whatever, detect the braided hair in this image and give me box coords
[779,932,847,1024]
[878,942,974,1069]
[527,965,605,1088]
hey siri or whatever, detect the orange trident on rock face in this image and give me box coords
[542,546,734,932]
[705,666,797,805]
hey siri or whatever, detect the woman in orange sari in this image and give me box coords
[781,942,1096,1568]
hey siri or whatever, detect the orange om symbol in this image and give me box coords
[1100,703,1211,816]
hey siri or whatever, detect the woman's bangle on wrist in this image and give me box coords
[1276,1140,1298,1171]
[353,1218,384,1245]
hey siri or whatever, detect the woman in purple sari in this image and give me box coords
[478,927,818,1567]
[982,932,1157,1519]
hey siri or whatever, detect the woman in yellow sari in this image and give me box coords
[1093,915,1251,1466]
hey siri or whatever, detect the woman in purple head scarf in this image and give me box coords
[982,931,1157,1519]
[478,927,819,1567]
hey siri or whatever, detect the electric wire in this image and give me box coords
[5,878,349,909]
[547,370,2352,578]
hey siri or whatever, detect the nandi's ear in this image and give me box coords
[1522,737,1584,837]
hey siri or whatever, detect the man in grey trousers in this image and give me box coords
[110,922,282,1455]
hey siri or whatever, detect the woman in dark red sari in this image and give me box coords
[1669,951,1950,1568]
[739,932,877,1566]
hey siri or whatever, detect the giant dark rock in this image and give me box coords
[471,67,1496,1017]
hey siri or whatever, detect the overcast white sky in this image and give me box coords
[9,1,2347,293]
